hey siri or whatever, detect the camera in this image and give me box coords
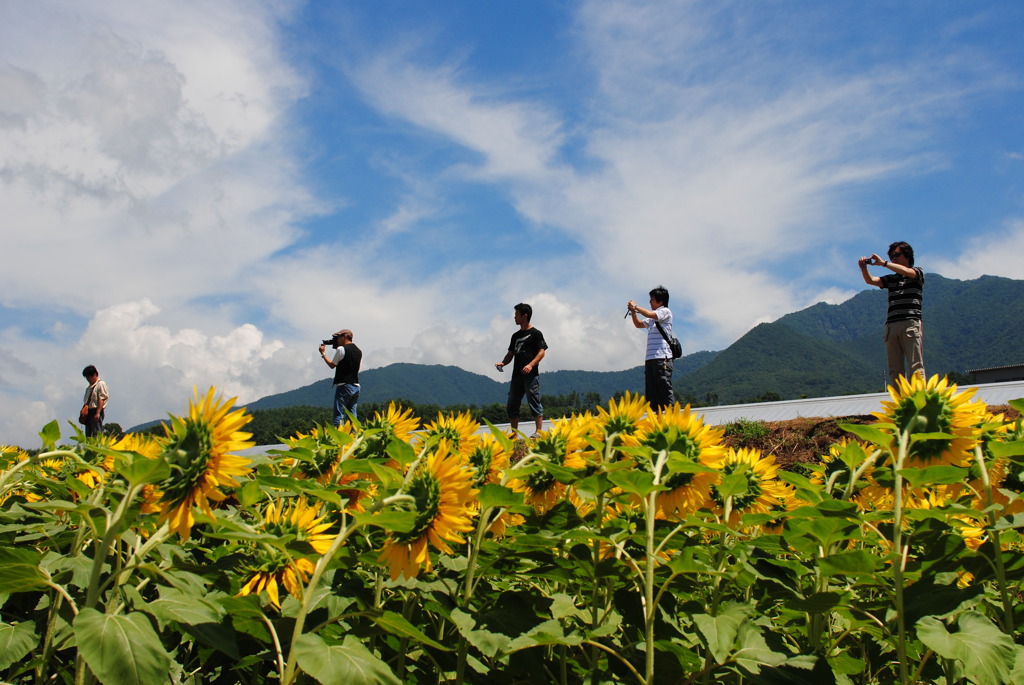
[322,337,336,346]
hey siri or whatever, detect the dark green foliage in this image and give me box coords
[724,418,771,443]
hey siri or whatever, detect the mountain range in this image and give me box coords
[246,273,1024,411]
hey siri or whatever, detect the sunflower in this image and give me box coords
[808,438,872,501]
[464,436,525,537]
[237,497,336,608]
[709,447,794,528]
[956,411,1014,505]
[143,388,255,539]
[378,446,478,580]
[365,402,420,443]
[417,410,481,456]
[872,374,986,467]
[509,415,589,514]
[281,426,347,482]
[467,434,509,489]
[592,392,649,454]
[988,457,1024,518]
[0,446,37,505]
[112,432,163,459]
[635,404,727,519]
[0,445,26,468]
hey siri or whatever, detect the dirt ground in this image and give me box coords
[723,405,1021,469]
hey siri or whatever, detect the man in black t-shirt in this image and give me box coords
[319,329,362,426]
[858,241,925,386]
[495,303,548,436]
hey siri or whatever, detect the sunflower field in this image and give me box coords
[1,377,1024,684]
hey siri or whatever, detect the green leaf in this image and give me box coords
[119,455,170,487]
[352,509,416,533]
[828,651,866,676]
[897,465,968,488]
[509,619,583,649]
[692,602,753,665]
[0,547,48,593]
[989,440,1024,459]
[1005,644,1024,685]
[788,517,860,548]
[145,587,225,625]
[39,419,61,448]
[572,471,615,498]
[818,550,879,577]
[372,611,448,651]
[293,633,400,685]
[916,611,1016,685]
[718,469,751,500]
[385,438,416,467]
[778,471,823,504]
[607,470,661,498]
[785,591,846,613]
[235,479,264,507]
[1008,398,1024,414]
[0,621,37,671]
[840,423,892,448]
[732,622,788,674]
[476,483,522,511]
[74,609,171,685]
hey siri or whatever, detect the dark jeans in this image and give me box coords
[507,375,543,420]
[85,408,104,438]
[333,383,360,426]
[645,358,675,412]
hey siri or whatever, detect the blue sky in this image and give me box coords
[1,0,1023,445]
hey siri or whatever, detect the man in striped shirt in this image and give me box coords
[858,241,925,386]
[627,286,676,412]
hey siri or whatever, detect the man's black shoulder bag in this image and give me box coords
[654,320,683,359]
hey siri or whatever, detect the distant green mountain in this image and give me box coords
[246,352,719,412]
[677,322,879,404]
[777,273,1024,376]
[241,273,1024,413]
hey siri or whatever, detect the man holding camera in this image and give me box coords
[627,286,676,412]
[319,329,362,427]
[858,241,925,386]
[495,303,547,437]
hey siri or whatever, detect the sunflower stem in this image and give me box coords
[281,512,362,685]
[972,444,1014,632]
[891,427,910,685]
[642,448,669,685]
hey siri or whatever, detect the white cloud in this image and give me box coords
[0,0,311,314]
[928,219,1024,280]
[0,299,315,447]
[341,1,997,348]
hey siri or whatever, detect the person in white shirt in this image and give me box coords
[81,365,109,437]
[627,286,676,412]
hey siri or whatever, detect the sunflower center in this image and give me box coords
[604,414,636,436]
[469,447,494,487]
[663,471,695,490]
[713,462,764,512]
[161,420,214,505]
[396,472,442,542]
[890,391,954,461]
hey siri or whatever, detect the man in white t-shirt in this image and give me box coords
[627,286,676,412]
[81,365,109,438]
